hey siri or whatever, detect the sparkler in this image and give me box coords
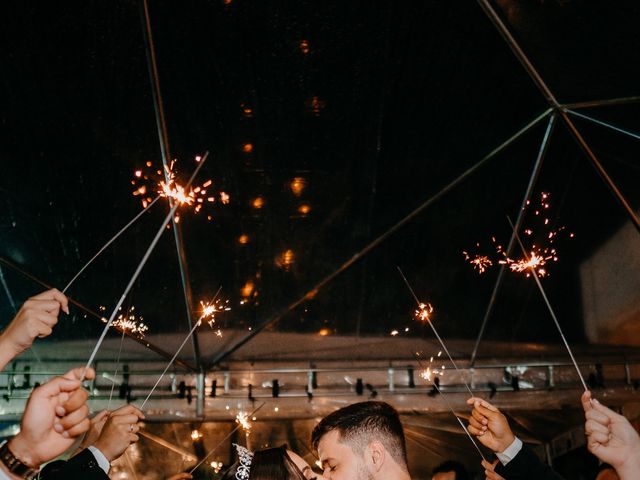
[414,353,486,461]
[200,296,231,328]
[100,305,150,338]
[507,216,589,392]
[131,158,228,222]
[188,402,265,474]
[463,192,572,278]
[235,411,252,436]
[397,267,475,398]
[139,290,222,409]
[82,152,209,380]
[62,196,161,293]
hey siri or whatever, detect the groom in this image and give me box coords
[311,401,412,480]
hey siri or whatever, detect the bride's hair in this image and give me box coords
[220,445,308,480]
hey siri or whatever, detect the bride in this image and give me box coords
[221,444,328,480]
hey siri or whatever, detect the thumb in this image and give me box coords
[37,376,81,398]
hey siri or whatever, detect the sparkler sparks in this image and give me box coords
[100,306,149,338]
[131,158,229,221]
[235,411,252,435]
[418,351,445,382]
[414,302,434,322]
[463,192,573,278]
[200,297,231,328]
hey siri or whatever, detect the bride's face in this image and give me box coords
[287,450,326,480]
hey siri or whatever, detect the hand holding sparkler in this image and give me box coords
[466,397,515,454]
[0,289,68,370]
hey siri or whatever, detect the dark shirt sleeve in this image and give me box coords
[39,449,110,480]
[494,445,565,480]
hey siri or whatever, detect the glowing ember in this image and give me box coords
[298,204,311,215]
[242,143,253,154]
[414,302,434,322]
[419,351,444,381]
[191,429,202,441]
[290,177,306,196]
[299,39,310,55]
[252,197,264,209]
[276,249,295,271]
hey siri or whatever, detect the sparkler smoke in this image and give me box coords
[140,289,223,409]
[82,152,209,380]
[507,216,589,393]
[189,403,266,474]
[414,353,486,461]
[463,192,573,278]
[63,196,161,293]
[397,267,475,398]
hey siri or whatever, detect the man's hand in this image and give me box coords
[467,397,516,453]
[481,459,505,480]
[93,405,144,462]
[0,289,69,368]
[77,410,110,451]
[582,391,640,478]
[7,367,94,468]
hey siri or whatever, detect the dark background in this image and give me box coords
[1,0,639,363]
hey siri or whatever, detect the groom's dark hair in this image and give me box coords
[311,401,408,470]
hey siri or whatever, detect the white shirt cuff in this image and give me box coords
[496,437,523,465]
[88,446,111,474]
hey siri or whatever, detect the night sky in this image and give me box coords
[1,0,640,364]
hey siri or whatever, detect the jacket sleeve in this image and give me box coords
[494,445,565,480]
[39,449,110,480]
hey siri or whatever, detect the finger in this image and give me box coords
[111,405,145,419]
[29,299,63,316]
[128,433,139,443]
[585,419,610,436]
[475,399,499,412]
[63,366,95,382]
[31,289,69,314]
[588,430,610,444]
[467,396,485,406]
[59,405,89,431]
[60,388,89,414]
[33,311,59,328]
[581,390,592,412]
[93,410,110,422]
[36,376,81,400]
[469,417,487,431]
[481,460,494,470]
[468,424,485,436]
[64,418,91,438]
[475,402,501,418]
[585,408,611,426]
[591,399,626,422]
[472,408,489,425]
[113,414,143,425]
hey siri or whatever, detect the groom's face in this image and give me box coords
[317,430,372,480]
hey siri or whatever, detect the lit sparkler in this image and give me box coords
[463,192,573,277]
[131,158,229,221]
[418,351,445,382]
[99,305,149,337]
[235,411,252,436]
[200,297,231,328]
[397,267,475,398]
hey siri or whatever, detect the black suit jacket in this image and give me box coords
[494,445,565,480]
[39,448,110,480]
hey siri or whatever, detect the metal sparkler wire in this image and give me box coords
[566,109,640,142]
[397,267,475,398]
[188,402,266,474]
[139,288,222,410]
[107,328,126,410]
[63,196,161,293]
[507,216,589,392]
[414,354,486,461]
[81,152,209,380]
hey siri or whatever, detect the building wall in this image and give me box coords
[580,221,640,344]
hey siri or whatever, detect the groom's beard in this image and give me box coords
[355,461,375,480]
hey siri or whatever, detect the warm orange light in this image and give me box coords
[290,177,306,196]
[299,39,310,55]
[241,281,254,298]
[238,234,249,244]
[276,249,295,271]
[318,328,331,337]
[241,103,253,118]
[298,204,311,215]
[252,197,264,209]
[191,429,202,441]
[306,96,326,116]
[242,143,253,153]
